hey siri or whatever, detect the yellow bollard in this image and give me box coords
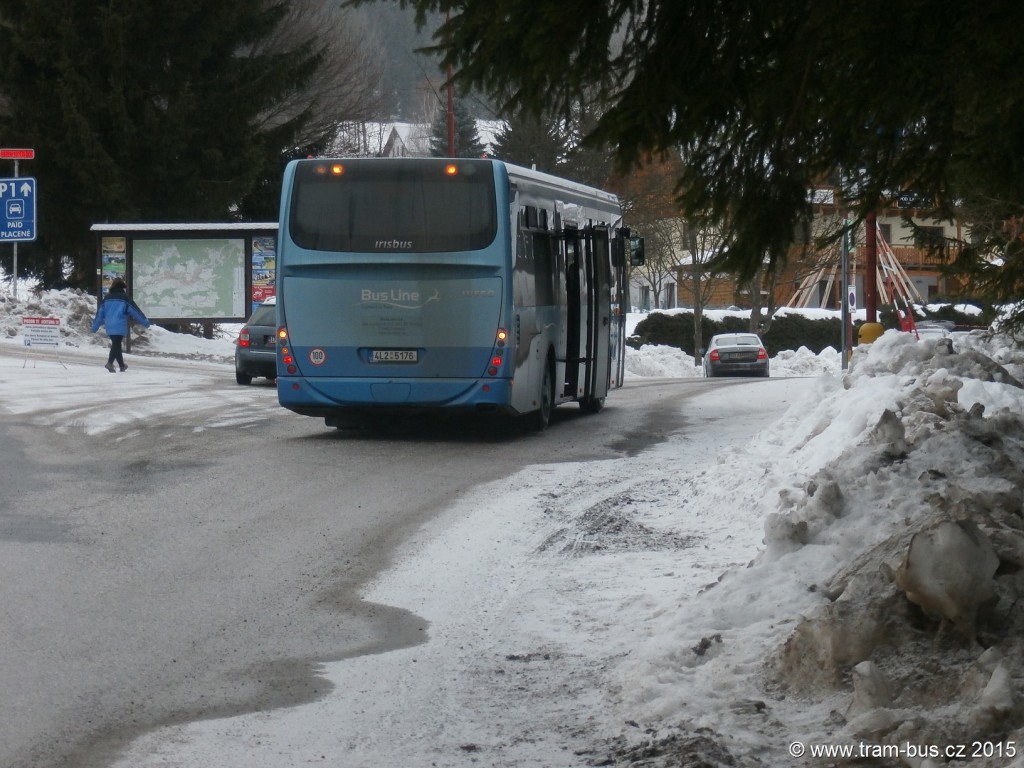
[858,322,885,344]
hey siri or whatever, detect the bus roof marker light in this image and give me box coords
[331,164,344,175]
[445,164,458,176]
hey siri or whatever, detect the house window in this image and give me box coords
[878,223,892,244]
[663,283,676,309]
[914,226,944,248]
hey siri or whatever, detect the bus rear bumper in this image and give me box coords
[277,376,514,417]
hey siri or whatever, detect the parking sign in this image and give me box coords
[0,177,37,242]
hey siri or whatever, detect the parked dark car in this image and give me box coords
[702,333,770,378]
[235,298,278,385]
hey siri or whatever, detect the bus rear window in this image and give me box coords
[289,159,498,253]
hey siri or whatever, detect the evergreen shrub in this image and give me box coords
[632,312,842,355]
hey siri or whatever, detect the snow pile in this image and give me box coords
[623,343,838,379]
[613,329,1024,765]
[0,289,97,346]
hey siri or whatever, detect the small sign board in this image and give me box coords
[0,177,37,241]
[22,316,61,347]
[0,148,35,160]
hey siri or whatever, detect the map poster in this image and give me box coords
[132,238,246,319]
[100,237,127,296]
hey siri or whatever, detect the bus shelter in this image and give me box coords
[91,222,278,326]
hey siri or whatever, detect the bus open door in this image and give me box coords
[582,226,612,412]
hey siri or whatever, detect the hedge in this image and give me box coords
[630,312,841,356]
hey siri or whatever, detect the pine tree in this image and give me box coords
[429,98,484,158]
[0,0,323,287]
[491,112,562,173]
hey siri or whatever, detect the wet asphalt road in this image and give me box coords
[0,360,721,768]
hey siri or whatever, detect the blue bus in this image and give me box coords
[275,157,643,430]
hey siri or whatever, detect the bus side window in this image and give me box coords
[515,209,536,307]
[534,230,555,306]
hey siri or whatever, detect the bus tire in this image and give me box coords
[528,358,554,432]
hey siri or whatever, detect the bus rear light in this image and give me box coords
[445,164,458,176]
[283,353,295,365]
[331,163,344,175]
[496,328,507,346]
[487,367,498,376]
[491,356,503,367]
[287,364,297,375]
[277,327,288,341]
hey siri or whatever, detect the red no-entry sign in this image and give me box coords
[0,148,35,160]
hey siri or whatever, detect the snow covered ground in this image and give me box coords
[4,289,1024,767]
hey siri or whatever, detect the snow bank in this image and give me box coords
[615,328,1024,766]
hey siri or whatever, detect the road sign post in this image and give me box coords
[1,148,36,298]
[0,177,37,242]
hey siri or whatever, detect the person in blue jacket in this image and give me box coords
[91,278,151,372]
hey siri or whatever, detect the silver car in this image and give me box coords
[703,333,770,378]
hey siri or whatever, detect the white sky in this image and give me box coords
[4,290,1024,766]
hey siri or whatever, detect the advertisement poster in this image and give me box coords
[252,235,276,309]
[100,237,127,296]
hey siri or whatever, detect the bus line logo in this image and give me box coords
[308,348,327,365]
[359,288,440,310]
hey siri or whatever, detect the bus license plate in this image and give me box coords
[370,349,418,363]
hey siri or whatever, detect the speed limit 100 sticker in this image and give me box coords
[308,348,327,366]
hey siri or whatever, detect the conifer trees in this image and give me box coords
[0,0,376,287]
[428,97,484,158]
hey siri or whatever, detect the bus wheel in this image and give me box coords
[528,359,554,431]
[580,395,604,414]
